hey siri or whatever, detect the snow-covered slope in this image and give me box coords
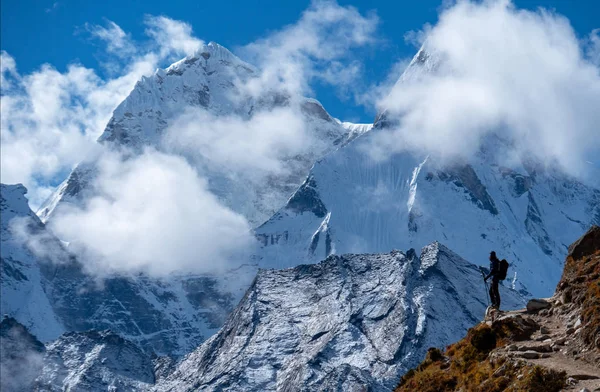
[38,42,349,227]
[0,316,46,392]
[1,317,156,392]
[0,184,66,341]
[337,120,373,145]
[35,330,155,391]
[1,183,253,356]
[156,243,524,391]
[254,49,600,297]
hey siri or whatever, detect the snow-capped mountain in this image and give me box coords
[38,42,350,227]
[156,243,524,391]
[1,183,253,356]
[254,48,600,297]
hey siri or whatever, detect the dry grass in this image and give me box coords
[395,320,565,392]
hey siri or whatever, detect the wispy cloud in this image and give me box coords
[45,2,60,13]
[144,15,205,59]
[240,0,379,98]
[586,28,600,66]
[85,20,136,57]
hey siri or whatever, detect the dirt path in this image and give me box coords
[488,300,600,391]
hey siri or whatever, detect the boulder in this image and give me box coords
[527,298,551,312]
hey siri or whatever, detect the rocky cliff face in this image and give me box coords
[156,243,523,391]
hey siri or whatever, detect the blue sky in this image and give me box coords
[2,0,599,123]
[1,0,599,207]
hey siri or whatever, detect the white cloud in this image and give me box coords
[1,51,18,88]
[46,149,254,276]
[164,105,314,178]
[86,20,136,57]
[240,0,379,98]
[371,0,600,180]
[587,28,600,66]
[145,15,204,58]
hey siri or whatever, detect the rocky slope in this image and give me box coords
[395,226,600,392]
[155,243,524,391]
[1,317,158,392]
[38,42,350,228]
[0,317,46,392]
[34,330,156,391]
[254,47,600,298]
[1,183,252,356]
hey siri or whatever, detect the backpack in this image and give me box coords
[498,259,509,280]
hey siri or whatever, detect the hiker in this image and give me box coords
[484,251,501,309]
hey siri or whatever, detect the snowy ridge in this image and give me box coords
[156,244,524,391]
[337,120,373,145]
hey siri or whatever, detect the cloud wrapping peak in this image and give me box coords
[374,0,600,179]
[46,150,254,277]
[145,15,205,58]
[164,106,314,178]
[0,18,205,207]
[2,3,380,277]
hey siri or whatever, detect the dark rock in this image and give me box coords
[567,226,600,260]
[527,298,551,312]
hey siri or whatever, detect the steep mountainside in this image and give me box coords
[156,243,524,391]
[0,317,46,392]
[34,330,156,392]
[1,183,253,356]
[1,184,66,341]
[254,48,600,297]
[1,317,158,392]
[38,42,349,227]
[395,226,600,392]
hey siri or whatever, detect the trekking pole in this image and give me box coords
[479,267,490,307]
